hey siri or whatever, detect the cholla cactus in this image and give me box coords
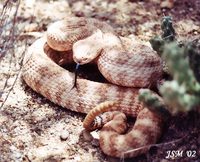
[159,42,200,114]
[138,89,170,120]
[150,16,176,56]
[161,16,176,42]
[139,16,200,115]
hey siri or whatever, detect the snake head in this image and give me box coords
[72,29,103,65]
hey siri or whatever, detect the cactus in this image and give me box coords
[138,89,170,120]
[161,16,176,42]
[150,16,176,56]
[139,16,200,115]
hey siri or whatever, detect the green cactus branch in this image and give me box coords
[138,89,170,120]
[160,81,200,114]
[139,16,200,115]
[162,42,200,94]
[150,16,176,56]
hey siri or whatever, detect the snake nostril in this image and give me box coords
[83,57,88,62]
[74,57,88,64]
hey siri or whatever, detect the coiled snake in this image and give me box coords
[22,17,163,158]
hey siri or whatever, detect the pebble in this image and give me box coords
[64,118,70,124]
[90,131,99,139]
[15,152,22,159]
[60,130,69,141]
[160,0,174,9]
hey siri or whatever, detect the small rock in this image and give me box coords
[15,152,22,159]
[60,130,69,141]
[90,131,99,140]
[64,118,70,124]
[24,23,39,32]
[160,0,174,9]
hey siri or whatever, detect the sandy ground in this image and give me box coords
[0,0,200,162]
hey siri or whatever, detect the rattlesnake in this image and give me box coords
[22,17,163,158]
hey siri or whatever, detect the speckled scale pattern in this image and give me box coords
[22,17,163,158]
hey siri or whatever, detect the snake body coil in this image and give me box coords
[22,17,163,158]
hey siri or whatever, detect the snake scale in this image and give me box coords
[22,17,163,158]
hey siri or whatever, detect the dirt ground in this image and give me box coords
[0,0,200,162]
